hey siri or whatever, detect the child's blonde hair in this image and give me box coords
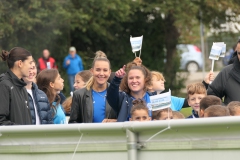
[186,82,206,99]
[151,71,165,81]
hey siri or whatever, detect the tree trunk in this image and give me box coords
[163,12,180,91]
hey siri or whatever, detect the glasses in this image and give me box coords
[237,52,240,55]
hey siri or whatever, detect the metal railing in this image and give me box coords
[0,116,240,160]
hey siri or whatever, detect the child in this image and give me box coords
[63,70,92,116]
[130,99,151,121]
[152,108,173,120]
[172,111,185,119]
[73,70,92,90]
[227,101,240,116]
[204,105,230,117]
[37,69,66,124]
[198,95,222,117]
[186,82,207,118]
[148,71,186,111]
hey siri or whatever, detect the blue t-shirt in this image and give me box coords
[92,89,107,123]
[52,102,66,124]
[170,96,185,111]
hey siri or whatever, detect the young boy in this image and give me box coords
[204,105,230,117]
[227,101,240,116]
[148,71,186,111]
[198,95,222,117]
[186,82,207,118]
[152,108,173,120]
[130,99,151,122]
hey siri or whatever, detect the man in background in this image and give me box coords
[37,49,57,73]
[63,46,84,92]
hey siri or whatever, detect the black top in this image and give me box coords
[0,70,32,125]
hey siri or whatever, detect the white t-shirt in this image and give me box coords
[27,89,40,125]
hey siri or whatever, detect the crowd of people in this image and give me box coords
[0,40,240,125]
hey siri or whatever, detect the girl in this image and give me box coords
[69,51,116,123]
[37,69,66,124]
[130,99,151,122]
[23,60,53,124]
[63,70,92,116]
[0,47,33,125]
[73,70,92,90]
[107,64,152,122]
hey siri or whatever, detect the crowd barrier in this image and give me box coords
[0,116,240,160]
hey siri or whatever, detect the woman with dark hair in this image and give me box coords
[0,47,33,125]
[37,69,65,124]
[208,39,240,105]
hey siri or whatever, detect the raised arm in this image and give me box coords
[107,65,126,114]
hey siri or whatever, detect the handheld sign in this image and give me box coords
[214,42,226,57]
[209,43,222,72]
[150,89,171,111]
[130,35,143,57]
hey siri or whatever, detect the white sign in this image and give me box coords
[130,35,143,53]
[209,43,222,60]
[214,42,226,57]
[150,90,171,111]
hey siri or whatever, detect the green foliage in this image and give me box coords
[0,0,240,96]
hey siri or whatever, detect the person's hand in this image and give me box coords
[204,71,215,84]
[133,57,142,66]
[102,119,117,123]
[115,65,126,78]
[66,59,70,65]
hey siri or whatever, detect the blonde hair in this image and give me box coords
[186,82,206,99]
[151,71,165,82]
[85,51,110,90]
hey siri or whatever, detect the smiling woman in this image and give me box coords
[23,60,53,125]
[107,63,152,122]
[69,51,117,123]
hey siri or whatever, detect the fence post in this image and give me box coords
[126,129,137,160]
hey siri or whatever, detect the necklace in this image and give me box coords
[92,89,107,103]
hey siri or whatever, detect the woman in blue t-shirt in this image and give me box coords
[37,69,66,124]
[69,51,116,123]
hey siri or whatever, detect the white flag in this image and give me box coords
[150,89,171,111]
[130,35,143,53]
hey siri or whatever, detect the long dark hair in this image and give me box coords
[36,69,60,113]
[0,47,32,69]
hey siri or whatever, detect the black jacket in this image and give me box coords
[28,83,53,124]
[0,70,32,125]
[69,84,116,123]
[207,57,240,105]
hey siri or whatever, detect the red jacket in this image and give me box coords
[37,57,57,72]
